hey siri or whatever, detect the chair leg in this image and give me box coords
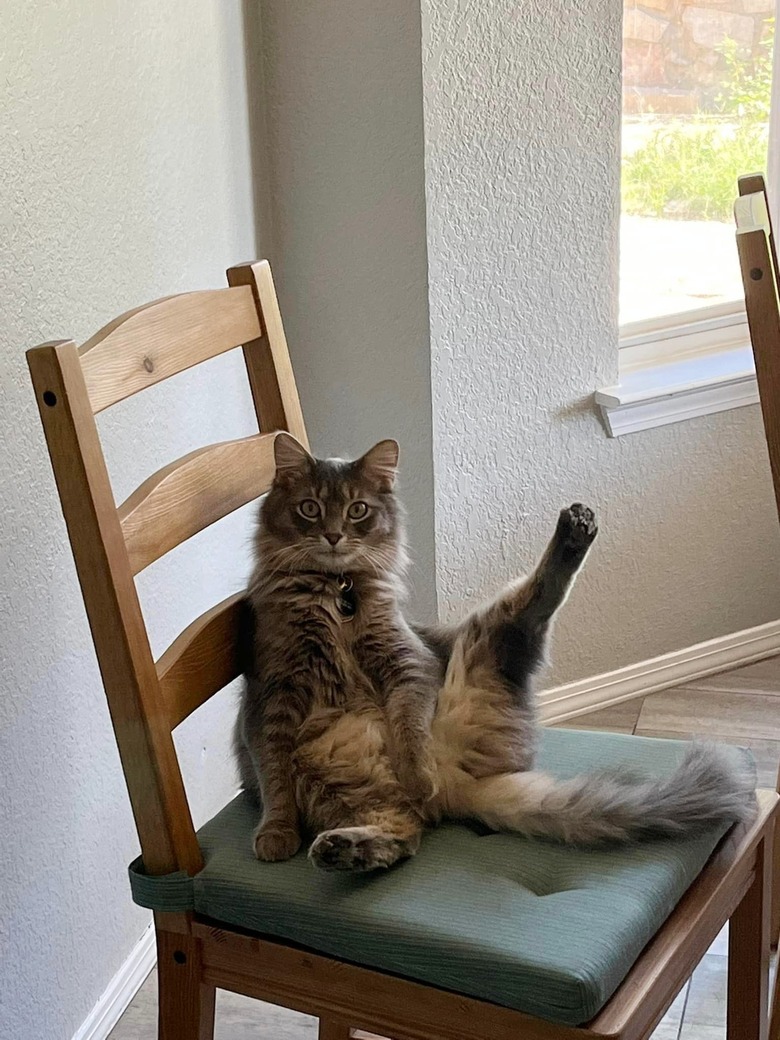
[157,929,216,1040]
[770,960,780,1040]
[772,816,780,946]
[771,822,780,1040]
[318,1016,352,1040]
[728,835,771,1040]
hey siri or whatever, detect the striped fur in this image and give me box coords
[235,436,755,872]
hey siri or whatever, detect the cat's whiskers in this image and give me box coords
[260,542,313,576]
[360,549,381,580]
[365,546,396,578]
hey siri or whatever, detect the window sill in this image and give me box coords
[595,310,757,437]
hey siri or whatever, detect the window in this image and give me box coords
[597,2,777,435]
[621,0,773,327]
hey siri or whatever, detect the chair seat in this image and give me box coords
[129,728,752,1025]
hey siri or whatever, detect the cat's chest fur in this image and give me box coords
[253,574,389,712]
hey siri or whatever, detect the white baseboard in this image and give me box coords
[72,923,155,1040]
[540,618,780,724]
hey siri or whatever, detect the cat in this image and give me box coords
[234,433,754,872]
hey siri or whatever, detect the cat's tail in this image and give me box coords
[454,743,755,844]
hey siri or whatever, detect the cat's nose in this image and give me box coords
[324,532,343,546]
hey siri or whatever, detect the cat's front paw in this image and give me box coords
[395,755,439,806]
[253,824,301,862]
[309,827,416,872]
[557,503,598,551]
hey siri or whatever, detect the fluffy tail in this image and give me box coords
[459,744,755,844]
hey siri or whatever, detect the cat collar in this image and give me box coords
[336,574,357,621]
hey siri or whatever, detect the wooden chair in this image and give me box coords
[736,172,780,1040]
[27,261,778,1040]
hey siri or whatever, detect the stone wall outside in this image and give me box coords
[624,0,773,113]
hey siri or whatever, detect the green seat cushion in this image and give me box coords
[130,728,752,1025]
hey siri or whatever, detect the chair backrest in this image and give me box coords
[26,261,307,878]
[736,174,780,524]
[736,175,780,828]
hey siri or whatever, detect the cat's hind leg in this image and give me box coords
[415,506,597,685]
[309,807,423,872]
[469,503,598,693]
[430,505,599,793]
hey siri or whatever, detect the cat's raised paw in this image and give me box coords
[253,824,301,862]
[309,827,414,873]
[557,503,598,551]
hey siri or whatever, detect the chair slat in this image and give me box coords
[736,175,780,964]
[227,262,309,445]
[158,593,247,729]
[79,287,262,413]
[736,206,780,521]
[739,174,780,313]
[27,260,305,890]
[119,433,275,575]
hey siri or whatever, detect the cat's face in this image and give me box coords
[258,433,404,575]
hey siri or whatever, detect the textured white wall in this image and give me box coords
[1,3,261,1037]
[5,2,780,1036]
[421,0,780,683]
[258,1,437,619]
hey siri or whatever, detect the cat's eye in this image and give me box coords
[347,501,369,521]
[298,499,321,520]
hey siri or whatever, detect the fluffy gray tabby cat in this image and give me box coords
[234,434,753,872]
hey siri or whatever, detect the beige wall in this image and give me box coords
[1,3,262,1036]
[257,0,438,619]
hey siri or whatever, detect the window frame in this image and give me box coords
[597,283,757,441]
[619,300,749,369]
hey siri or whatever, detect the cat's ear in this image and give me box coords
[358,439,399,491]
[273,432,314,480]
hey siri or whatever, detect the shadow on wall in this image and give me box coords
[242,0,276,260]
[246,0,438,622]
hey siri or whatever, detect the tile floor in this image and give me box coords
[109,656,780,1039]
